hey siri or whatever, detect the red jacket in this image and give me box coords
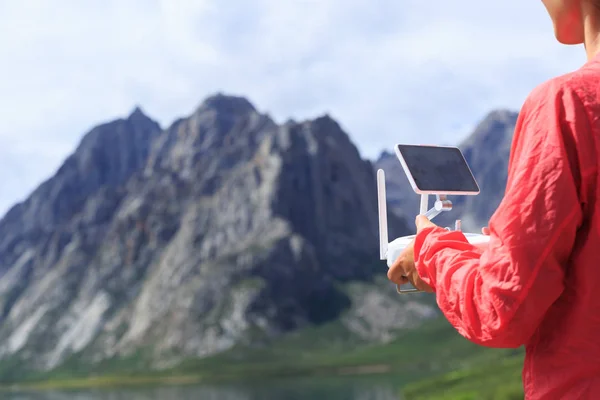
[414,55,600,399]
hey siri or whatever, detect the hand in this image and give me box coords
[387,215,436,293]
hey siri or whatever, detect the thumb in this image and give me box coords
[415,215,434,232]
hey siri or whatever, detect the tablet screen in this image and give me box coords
[396,144,479,193]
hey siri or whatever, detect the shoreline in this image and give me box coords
[0,363,396,392]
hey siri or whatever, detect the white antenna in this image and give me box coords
[377,169,388,260]
[420,194,429,216]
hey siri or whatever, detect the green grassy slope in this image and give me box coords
[5,315,524,398]
[188,316,525,399]
[401,354,524,400]
[0,279,524,397]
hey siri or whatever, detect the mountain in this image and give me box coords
[0,94,435,378]
[375,109,518,232]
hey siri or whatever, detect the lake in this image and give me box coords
[3,375,406,399]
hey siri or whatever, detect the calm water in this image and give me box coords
[4,376,404,400]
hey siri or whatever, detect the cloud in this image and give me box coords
[0,0,588,216]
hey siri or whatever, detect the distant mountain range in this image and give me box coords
[0,94,517,380]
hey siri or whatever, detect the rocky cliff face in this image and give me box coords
[455,110,518,230]
[0,94,421,375]
[376,109,518,233]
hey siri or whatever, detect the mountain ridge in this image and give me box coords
[0,93,425,378]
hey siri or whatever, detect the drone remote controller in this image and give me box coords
[377,144,491,294]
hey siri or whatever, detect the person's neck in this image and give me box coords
[582,4,600,60]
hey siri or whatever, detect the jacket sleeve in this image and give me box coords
[414,83,590,348]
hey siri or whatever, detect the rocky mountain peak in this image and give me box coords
[462,109,518,149]
[483,108,517,123]
[127,105,153,123]
[377,150,393,161]
[0,109,163,273]
[0,94,413,376]
[75,109,161,172]
[196,93,257,116]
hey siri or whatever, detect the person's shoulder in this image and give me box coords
[524,65,600,112]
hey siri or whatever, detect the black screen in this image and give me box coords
[397,145,479,193]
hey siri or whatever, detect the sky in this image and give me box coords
[0,0,589,217]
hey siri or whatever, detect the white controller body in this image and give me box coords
[377,145,488,293]
[386,233,490,268]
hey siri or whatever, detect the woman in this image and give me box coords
[387,1,600,398]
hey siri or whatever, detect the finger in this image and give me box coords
[482,227,490,235]
[397,276,409,285]
[387,265,405,284]
[387,261,409,285]
[415,215,432,232]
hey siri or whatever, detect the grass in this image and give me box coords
[1,316,525,399]
[401,355,524,400]
[0,278,524,396]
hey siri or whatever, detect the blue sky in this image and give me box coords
[0,0,588,216]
